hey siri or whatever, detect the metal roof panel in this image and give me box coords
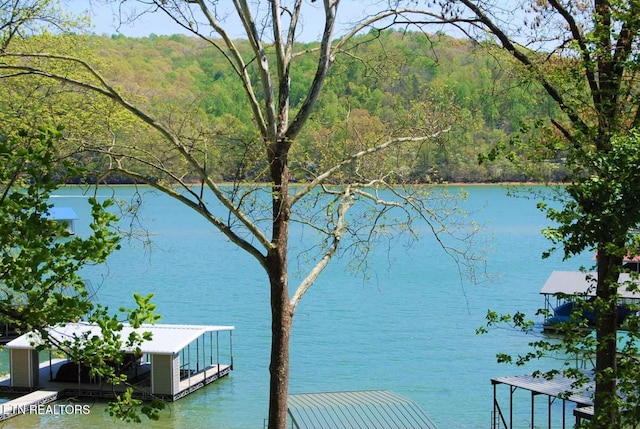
[46,207,79,221]
[6,322,234,355]
[288,390,438,429]
[491,372,594,406]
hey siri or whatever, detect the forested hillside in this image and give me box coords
[8,30,566,183]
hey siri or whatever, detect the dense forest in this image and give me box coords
[4,29,566,183]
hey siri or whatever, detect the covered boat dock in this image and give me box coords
[491,372,594,429]
[47,207,79,235]
[540,271,640,330]
[541,271,640,310]
[2,322,234,406]
[287,390,439,429]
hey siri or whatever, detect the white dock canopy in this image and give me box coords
[6,322,235,355]
[540,271,640,299]
[47,207,78,220]
[287,390,439,429]
[46,207,79,234]
[5,322,235,400]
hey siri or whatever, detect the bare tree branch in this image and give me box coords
[0,52,274,253]
[291,128,451,206]
[290,185,353,310]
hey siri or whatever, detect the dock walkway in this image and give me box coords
[0,388,63,421]
[0,358,232,421]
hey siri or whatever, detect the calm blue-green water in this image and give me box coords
[0,185,593,429]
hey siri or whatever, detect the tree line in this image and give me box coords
[1,29,562,184]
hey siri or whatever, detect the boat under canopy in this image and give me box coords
[540,271,640,330]
[2,322,235,404]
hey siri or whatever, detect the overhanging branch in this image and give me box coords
[290,185,353,310]
[0,52,273,253]
[291,128,450,206]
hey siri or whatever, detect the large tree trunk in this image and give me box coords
[594,247,622,427]
[266,139,293,429]
[269,260,293,429]
[267,267,292,429]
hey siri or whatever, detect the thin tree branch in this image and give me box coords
[0,52,273,252]
[456,0,589,146]
[290,185,353,310]
[285,0,337,139]
[291,128,450,206]
[102,167,269,269]
[234,0,278,141]
[191,0,269,137]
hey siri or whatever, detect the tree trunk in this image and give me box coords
[594,247,622,427]
[266,139,292,429]
[267,267,292,429]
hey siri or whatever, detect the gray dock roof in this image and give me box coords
[287,390,438,429]
[491,372,594,406]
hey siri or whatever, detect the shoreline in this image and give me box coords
[58,181,563,188]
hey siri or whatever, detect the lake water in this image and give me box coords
[0,185,594,428]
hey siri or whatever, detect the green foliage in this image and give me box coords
[1,30,561,184]
[107,389,165,423]
[463,0,640,420]
[0,124,163,422]
[0,125,120,330]
[480,131,640,426]
[478,304,601,387]
[54,297,164,423]
[543,130,640,260]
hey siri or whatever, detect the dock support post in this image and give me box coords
[209,331,213,366]
[202,334,206,377]
[491,381,510,429]
[492,383,497,429]
[229,331,234,370]
[531,391,534,429]
[510,385,514,429]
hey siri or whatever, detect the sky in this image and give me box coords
[65,1,405,43]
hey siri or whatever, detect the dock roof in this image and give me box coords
[287,390,438,429]
[491,372,596,428]
[46,207,79,221]
[492,372,594,406]
[539,271,640,299]
[6,322,234,355]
